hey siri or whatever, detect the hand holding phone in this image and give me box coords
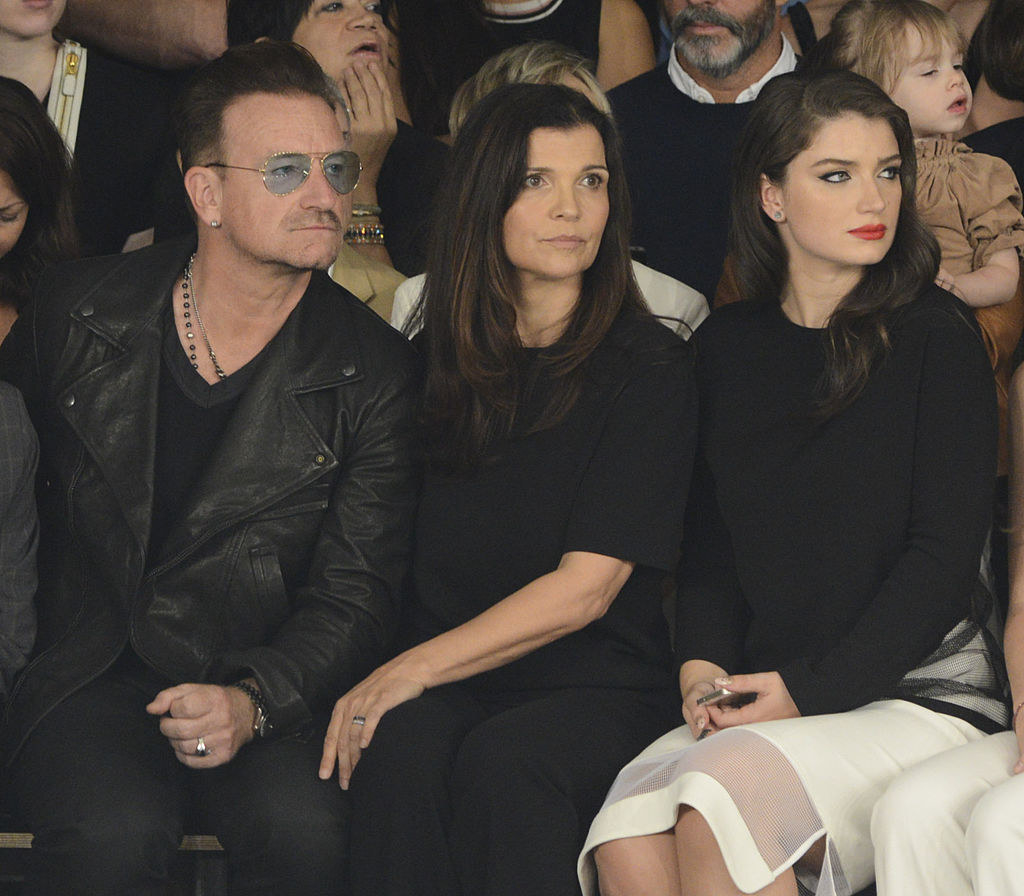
[695,687,758,709]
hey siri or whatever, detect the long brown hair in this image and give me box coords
[415,82,645,470]
[0,77,78,311]
[729,69,940,418]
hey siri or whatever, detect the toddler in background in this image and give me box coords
[819,0,1024,307]
[815,0,1024,468]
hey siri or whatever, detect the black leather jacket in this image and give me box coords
[0,238,421,762]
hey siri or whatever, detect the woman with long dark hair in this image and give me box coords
[0,76,76,341]
[582,68,1007,896]
[319,82,696,896]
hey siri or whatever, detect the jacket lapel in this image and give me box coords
[152,272,366,566]
[58,240,194,571]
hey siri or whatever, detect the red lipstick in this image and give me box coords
[849,225,887,240]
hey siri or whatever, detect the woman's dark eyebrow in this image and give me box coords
[809,153,902,168]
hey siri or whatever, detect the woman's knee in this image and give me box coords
[964,775,1024,862]
[872,765,958,847]
[595,833,680,896]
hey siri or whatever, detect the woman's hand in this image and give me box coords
[679,659,730,740]
[682,678,724,741]
[339,60,397,202]
[704,672,801,730]
[318,654,428,790]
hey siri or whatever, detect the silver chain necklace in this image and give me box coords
[181,253,227,381]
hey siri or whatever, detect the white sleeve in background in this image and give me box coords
[632,260,709,339]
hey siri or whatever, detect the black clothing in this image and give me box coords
[410,313,696,693]
[350,683,675,896]
[964,117,1024,202]
[377,121,449,275]
[485,0,602,63]
[73,49,179,255]
[149,310,259,560]
[786,1,818,55]
[352,311,697,896]
[0,236,421,763]
[608,66,753,298]
[678,290,1000,725]
[11,672,348,895]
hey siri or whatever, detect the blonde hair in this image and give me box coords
[447,41,611,137]
[819,0,966,93]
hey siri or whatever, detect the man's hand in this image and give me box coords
[146,683,255,768]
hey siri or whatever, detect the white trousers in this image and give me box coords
[872,731,1024,896]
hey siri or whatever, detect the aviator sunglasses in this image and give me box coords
[206,150,361,196]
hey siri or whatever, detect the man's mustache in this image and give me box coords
[290,211,343,229]
[671,6,742,41]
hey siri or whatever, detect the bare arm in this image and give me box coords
[943,250,1021,308]
[340,62,397,268]
[596,0,656,91]
[1006,366,1024,771]
[321,550,633,787]
[60,0,227,69]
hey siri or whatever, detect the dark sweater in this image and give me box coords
[609,66,753,299]
[677,290,1001,726]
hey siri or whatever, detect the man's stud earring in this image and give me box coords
[211,220,221,229]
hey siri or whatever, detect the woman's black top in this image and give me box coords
[677,288,1001,725]
[409,312,696,693]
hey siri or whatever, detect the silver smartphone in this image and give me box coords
[695,688,757,708]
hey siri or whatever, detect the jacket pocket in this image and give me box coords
[249,546,289,632]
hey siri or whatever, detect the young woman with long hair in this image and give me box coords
[582,68,1007,896]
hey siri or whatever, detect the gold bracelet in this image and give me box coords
[351,203,382,217]
[345,222,385,245]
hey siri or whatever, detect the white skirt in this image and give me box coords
[578,700,985,896]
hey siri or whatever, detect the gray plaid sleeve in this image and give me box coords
[0,382,38,700]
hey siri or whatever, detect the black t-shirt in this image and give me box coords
[149,306,270,562]
[409,312,696,693]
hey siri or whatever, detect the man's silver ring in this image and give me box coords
[352,716,366,726]
[196,736,209,757]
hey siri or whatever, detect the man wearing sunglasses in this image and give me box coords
[0,40,419,895]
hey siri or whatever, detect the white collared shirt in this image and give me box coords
[667,34,797,104]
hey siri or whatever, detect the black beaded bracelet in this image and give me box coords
[231,680,270,738]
